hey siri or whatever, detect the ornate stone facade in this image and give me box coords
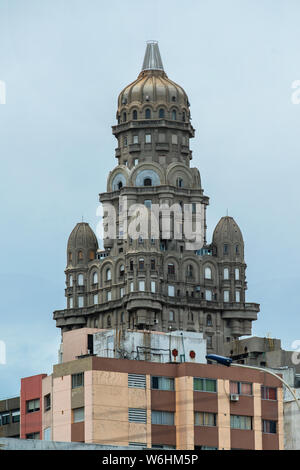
[53,42,259,354]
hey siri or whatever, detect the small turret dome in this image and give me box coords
[67,222,98,267]
[212,216,244,260]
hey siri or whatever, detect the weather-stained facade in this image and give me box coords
[53,41,259,355]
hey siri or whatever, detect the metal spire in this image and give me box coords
[141,41,164,72]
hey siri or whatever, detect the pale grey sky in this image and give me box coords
[0,0,300,397]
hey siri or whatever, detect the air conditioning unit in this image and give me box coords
[230,394,239,402]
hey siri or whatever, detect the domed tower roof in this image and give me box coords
[212,216,244,260]
[117,41,190,118]
[67,222,98,267]
[212,216,244,244]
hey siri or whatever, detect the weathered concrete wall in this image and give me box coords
[0,437,138,450]
[284,389,300,450]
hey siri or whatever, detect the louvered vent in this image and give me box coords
[128,374,146,389]
[128,408,147,423]
[129,442,147,448]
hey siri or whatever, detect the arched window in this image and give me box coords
[143,177,152,186]
[89,250,95,260]
[159,108,165,118]
[145,108,151,119]
[132,109,138,120]
[69,275,73,287]
[224,268,229,280]
[207,314,212,326]
[78,251,83,261]
[182,111,186,122]
[172,109,177,120]
[187,264,193,278]
[107,315,111,328]
[205,266,212,279]
[92,272,98,284]
[78,274,84,286]
[118,181,123,190]
[169,311,174,321]
[119,264,125,277]
[235,268,240,280]
[235,244,240,255]
[106,268,111,281]
[123,112,127,122]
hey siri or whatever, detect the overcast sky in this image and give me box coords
[0,0,300,398]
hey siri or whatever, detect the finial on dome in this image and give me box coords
[141,41,164,72]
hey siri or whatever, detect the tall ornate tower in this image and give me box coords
[53,41,259,354]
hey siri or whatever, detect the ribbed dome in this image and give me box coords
[117,42,190,113]
[67,222,98,251]
[212,216,244,244]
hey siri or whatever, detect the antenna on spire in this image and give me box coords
[226,209,229,217]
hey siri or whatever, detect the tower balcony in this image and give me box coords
[155,142,169,152]
[112,119,195,138]
[129,143,141,153]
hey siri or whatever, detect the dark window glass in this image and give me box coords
[145,108,151,119]
[133,110,138,120]
[72,373,84,389]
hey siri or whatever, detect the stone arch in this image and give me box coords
[129,162,165,187]
[166,162,193,188]
[107,165,130,192]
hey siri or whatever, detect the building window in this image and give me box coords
[139,281,145,292]
[235,290,241,302]
[150,258,155,270]
[107,291,112,301]
[26,399,40,414]
[152,410,174,425]
[133,158,138,166]
[89,250,95,260]
[143,177,152,186]
[69,297,73,309]
[223,244,229,255]
[138,258,145,270]
[168,263,175,275]
[78,295,84,308]
[133,110,138,120]
[130,259,134,271]
[204,266,212,279]
[119,264,125,277]
[123,112,127,122]
[187,264,193,278]
[171,134,178,144]
[73,407,84,423]
[120,287,125,297]
[169,311,175,322]
[176,177,183,188]
[78,274,84,286]
[69,275,73,287]
[159,108,165,118]
[194,412,217,427]
[262,420,277,434]
[0,412,10,425]
[72,373,84,389]
[224,290,230,302]
[224,268,229,280]
[145,134,151,143]
[133,135,139,144]
[235,244,240,255]
[78,250,83,261]
[206,314,212,327]
[205,290,212,301]
[106,268,111,281]
[168,285,175,297]
[26,432,40,440]
[92,272,98,284]
[130,281,134,292]
[230,415,252,430]
[151,281,156,293]
[128,408,147,423]
[11,409,20,423]
[145,108,151,119]
[93,294,98,305]
[120,312,124,323]
[194,378,217,393]
[144,199,152,208]
[230,381,252,396]
[107,315,111,327]
[235,268,240,280]
[206,336,213,348]
[151,376,174,391]
[171,109,177,120]
[182,111,186,122]
[261,386,277,400]
[44,394,51,411]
